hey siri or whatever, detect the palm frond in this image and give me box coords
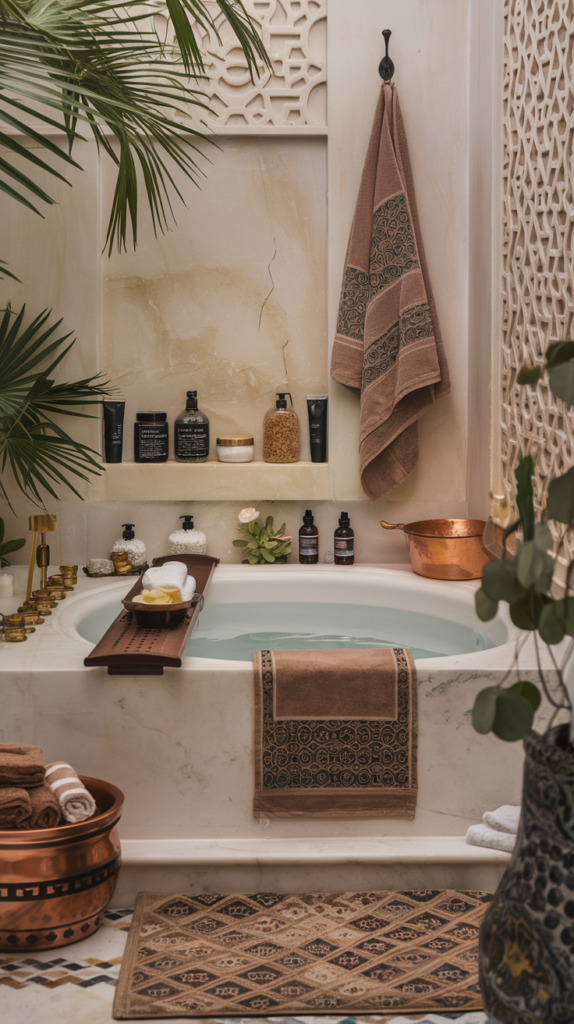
[0,0,270,254]
[0,304,115,507]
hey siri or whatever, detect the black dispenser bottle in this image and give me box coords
[299,509,319,564]
[334,512,354,565]
[175,391,209,463]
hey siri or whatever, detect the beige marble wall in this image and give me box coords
[102,137,327,462]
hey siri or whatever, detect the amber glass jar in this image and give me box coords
[263,393,299,463]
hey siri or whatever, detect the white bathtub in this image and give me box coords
[1,563,538,900]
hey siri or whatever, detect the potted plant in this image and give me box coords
[472,342,574,1024]
[233,508,291,564]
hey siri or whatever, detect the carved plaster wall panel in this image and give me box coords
[501,0,574,526]
[152,0,327,133]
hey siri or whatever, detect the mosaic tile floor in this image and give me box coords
[0,909,488,1024]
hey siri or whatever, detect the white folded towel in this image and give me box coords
[45,762,97,823]
[466,823,515,853]
[142,562,187,592]
[483,804,520,834]
[180,576,196,602]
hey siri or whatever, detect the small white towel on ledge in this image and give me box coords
[483,803,521,834]
[466,823,516,853]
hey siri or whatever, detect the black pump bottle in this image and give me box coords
[175,391,209,463]
[334,512,354,565]
[299,509,319,564]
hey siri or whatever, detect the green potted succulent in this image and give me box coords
[233,508,291,565]
[471,342,574,1024]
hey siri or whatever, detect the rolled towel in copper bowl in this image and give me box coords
[0,743,45,788]
[0,787,32,829]
[26,782,62,829]
[45,762,96,823]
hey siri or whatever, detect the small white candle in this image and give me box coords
[0,574,14,597]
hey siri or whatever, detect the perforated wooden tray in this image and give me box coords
[83,554,219,675]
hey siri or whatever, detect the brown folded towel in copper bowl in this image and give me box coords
[0,787,32,829]
[25,782,62,830]
[0,743,45,788]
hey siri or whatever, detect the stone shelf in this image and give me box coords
[96,461,332,502]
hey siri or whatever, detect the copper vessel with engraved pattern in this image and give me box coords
[0,777,123,950]
[381,518,490,580]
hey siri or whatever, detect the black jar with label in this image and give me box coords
[134,412,169,463]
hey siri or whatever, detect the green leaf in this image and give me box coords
[492,689,534,742]
[472,687,499,734]
[482,558,527,604]
[517,364,542,386]
[0,537,26,557]
[265,516,274,530]
[560,596,574,635]
[0,519,4,547]
[515,540,554,590]
[509,681,541,713]
[509,591,545,631]
[247,555,258,564]
[538,600,566,645]
[232,539,248,547]
[546,341,574,368]
[548,360,574,406]
[475,588,498,621]
[260,548,274,562]
[515,454,536,541]
[547,466,574,524]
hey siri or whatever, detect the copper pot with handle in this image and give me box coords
[381,518,490,580]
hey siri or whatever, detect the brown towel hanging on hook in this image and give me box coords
[331,83,450,499]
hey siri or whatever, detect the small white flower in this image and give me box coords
[238,507,259,524]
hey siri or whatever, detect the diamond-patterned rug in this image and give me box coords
[113,890,489,1019]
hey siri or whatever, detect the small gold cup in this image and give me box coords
[32,589,57,608]
[111,552,131,575]
[59,565,78,585]
[2,627,28,642]
[19,611,44,626]
[32,602,52,617]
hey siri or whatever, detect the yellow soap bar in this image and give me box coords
[133,587,182,606]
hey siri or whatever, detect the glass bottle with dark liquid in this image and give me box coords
[334,511,354,565]
[299,509,319,564]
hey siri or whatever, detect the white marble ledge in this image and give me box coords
[120,835,511,868]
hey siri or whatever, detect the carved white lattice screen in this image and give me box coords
[152,0,327,132]
[501,0,574,522]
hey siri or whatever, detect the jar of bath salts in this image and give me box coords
[263,393,299,463]
[216,437,254,463]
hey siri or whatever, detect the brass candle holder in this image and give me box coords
[47,575,73,593]
[110,552,131,574]
[0,613,36,642]
[26,514,57,602]
[60,565,78,586]
[32,589,57,608]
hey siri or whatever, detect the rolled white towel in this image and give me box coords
[466,823,515,853]
[142,562,187,592]
[483,804,520,835]
[180,576,196,602]
[45,762,96,823]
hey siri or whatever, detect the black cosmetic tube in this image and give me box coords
[103,401,125,463]
[307,395,328,463]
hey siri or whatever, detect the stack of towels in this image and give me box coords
[133,562,196,606]
[0,744,96,830]
[466,804,520,853]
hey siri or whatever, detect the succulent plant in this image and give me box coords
[233,512,291,565]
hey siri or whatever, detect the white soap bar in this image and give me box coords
[142,562,187,592]
[0,573,14,597]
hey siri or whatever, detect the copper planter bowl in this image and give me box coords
[0,777,123,950]
[381,518,490,580]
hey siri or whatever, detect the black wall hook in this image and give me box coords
[379,29,395,81]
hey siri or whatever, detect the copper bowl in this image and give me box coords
[381,518,490,580]
[0,776,123,950]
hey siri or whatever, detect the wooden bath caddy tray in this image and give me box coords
[84,554,219,676]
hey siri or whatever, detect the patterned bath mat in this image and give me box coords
[113,889,489,1019]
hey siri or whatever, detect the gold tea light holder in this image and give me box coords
[18,519,78,633]
[0,612,36,643]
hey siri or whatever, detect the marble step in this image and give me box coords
[113,835,510,905]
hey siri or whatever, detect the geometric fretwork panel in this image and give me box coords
[151,0,326,131]
[501,0,574,529]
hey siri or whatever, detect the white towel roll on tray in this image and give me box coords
[45,762,97,823]
[139,562,196,604]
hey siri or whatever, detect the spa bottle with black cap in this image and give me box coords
[175,391,209,463]
[299,509,319,564]
[334,512,354,565]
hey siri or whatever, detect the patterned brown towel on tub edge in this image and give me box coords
[254,647,417,818]
[331,82,450,500]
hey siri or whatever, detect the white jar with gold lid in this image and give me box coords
[216,437,254,463]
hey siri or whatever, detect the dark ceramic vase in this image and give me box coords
[479,724,574,1024]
